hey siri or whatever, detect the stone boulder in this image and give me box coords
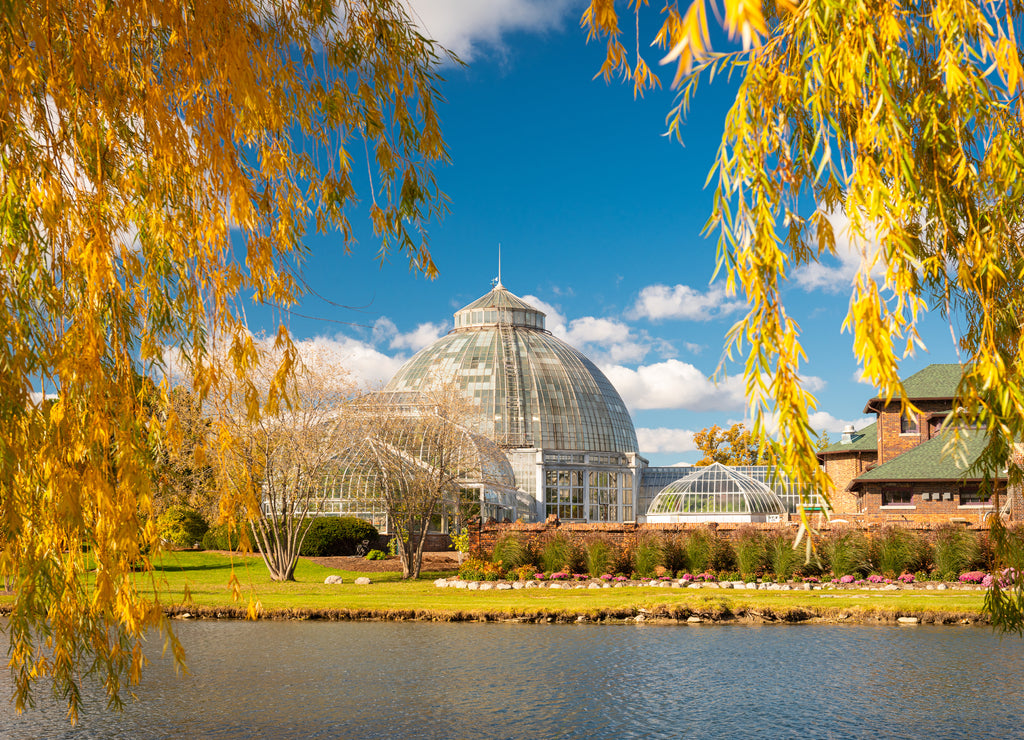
[324,575,344,585]
[354,576,372,586]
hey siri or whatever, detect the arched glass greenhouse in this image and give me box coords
[645,463,786,523]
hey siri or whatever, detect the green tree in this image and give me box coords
[584,0,1024,630]
[1,0,449,718]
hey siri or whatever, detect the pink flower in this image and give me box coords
[839,575,856,584]
[681,573,694,581]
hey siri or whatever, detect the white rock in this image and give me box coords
[496,583,512,590]
[718,582,733,589]
[746,582,759,589]
[512,581,525,590]
[588,582,601,589]
[432,578,447,588]
[479,582,494,591]
[884,584,900,591]
[548,583,562,589]
[467,581,480,590]
[688,583,702,589]
[926,584,935,590]
[898,616,920,625]
[634,614,646,623]
[324,575,344,585]
[453,580,468,589]
[354,576,372,586]
[937,583,948,590]
[780,584,792,591]
[704,582,720,589]
[687,616,702,624]
[613,582,625,588]
[602,582,611,588]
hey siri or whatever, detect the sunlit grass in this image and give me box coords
[0,551,988,620]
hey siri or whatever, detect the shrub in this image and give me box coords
[764,532,798,581]
[458,557,505,581]
[710,535,736,572]
[584,539,615,577]
[631,533,663,578]
[733,527,766,578]
[661,535,688,574]
[157,506,209,548]
[201,522,246,551]
[540,533,575,573]
[823,529,870,578]
[491,533,534,570]
[872,527,926,578]
[933,525,981,580]
[300,517,379,557]
[365,549,386,560]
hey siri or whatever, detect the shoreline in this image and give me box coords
[154,602,990,627]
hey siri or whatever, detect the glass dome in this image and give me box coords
[316,415,530,527]
[646,463,786,523]
[384,284,638,454]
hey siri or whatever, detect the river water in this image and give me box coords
[3,621,1023,739]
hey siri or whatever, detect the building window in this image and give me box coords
[588,471,617,521]
[545,469,583,520]
[900,412,919,435]
[961,488,993,506]
[882,487,913,506]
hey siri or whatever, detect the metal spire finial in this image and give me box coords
[495,244,503,289]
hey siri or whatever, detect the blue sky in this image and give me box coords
[247,1,964,466]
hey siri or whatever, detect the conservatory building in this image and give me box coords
[381,281,646,524]
[646,463,787,524]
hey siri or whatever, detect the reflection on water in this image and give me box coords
[3,621,1023,739]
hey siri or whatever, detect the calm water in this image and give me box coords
[3,621,1024,739]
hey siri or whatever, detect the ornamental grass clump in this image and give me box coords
[872,527,926,578]
[491,533,534,571]
[584,539,615,577]
[630,533,664,578]
[684,529,716,573]
[539,533,574,573]
[823,529,871,578]
[933,525,981,581]
[733,527,766,579]
[764,532,798,581]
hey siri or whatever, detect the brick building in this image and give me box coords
[818,364,1005,525]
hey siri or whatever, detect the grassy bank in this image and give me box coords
[0,551,990,626]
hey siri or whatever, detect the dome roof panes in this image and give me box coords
[385,285,638,453]
[646,463,785,522]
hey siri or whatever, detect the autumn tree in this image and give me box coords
[584,1,1024,628]
[693,423,767,466]
[1,0,449,717]
[211,344,356,582]
[152,386,217,520]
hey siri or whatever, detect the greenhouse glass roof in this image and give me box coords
[385,284,638,453]
[646,463,786,517]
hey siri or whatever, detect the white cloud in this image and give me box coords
[793,209,885,293]
[601,360,748,412]
[636,427,698,454]
[755,410,874,437]
[521,294,566,336]
[403,0,575,60]
[301,334,408,388]
[389,321,448,352]
[629,283,746,322]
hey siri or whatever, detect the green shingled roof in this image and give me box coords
[819,421,877,456]
[852,427,988,485]
[863,363,962,412]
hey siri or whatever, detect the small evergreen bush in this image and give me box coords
[662,535,687,575]
[684,530,716,573]
[300,517,379,557]
[157,506,209,548]
[201,522,246,551]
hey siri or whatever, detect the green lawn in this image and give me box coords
[0,551,988,623]
[82,551,988,623]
